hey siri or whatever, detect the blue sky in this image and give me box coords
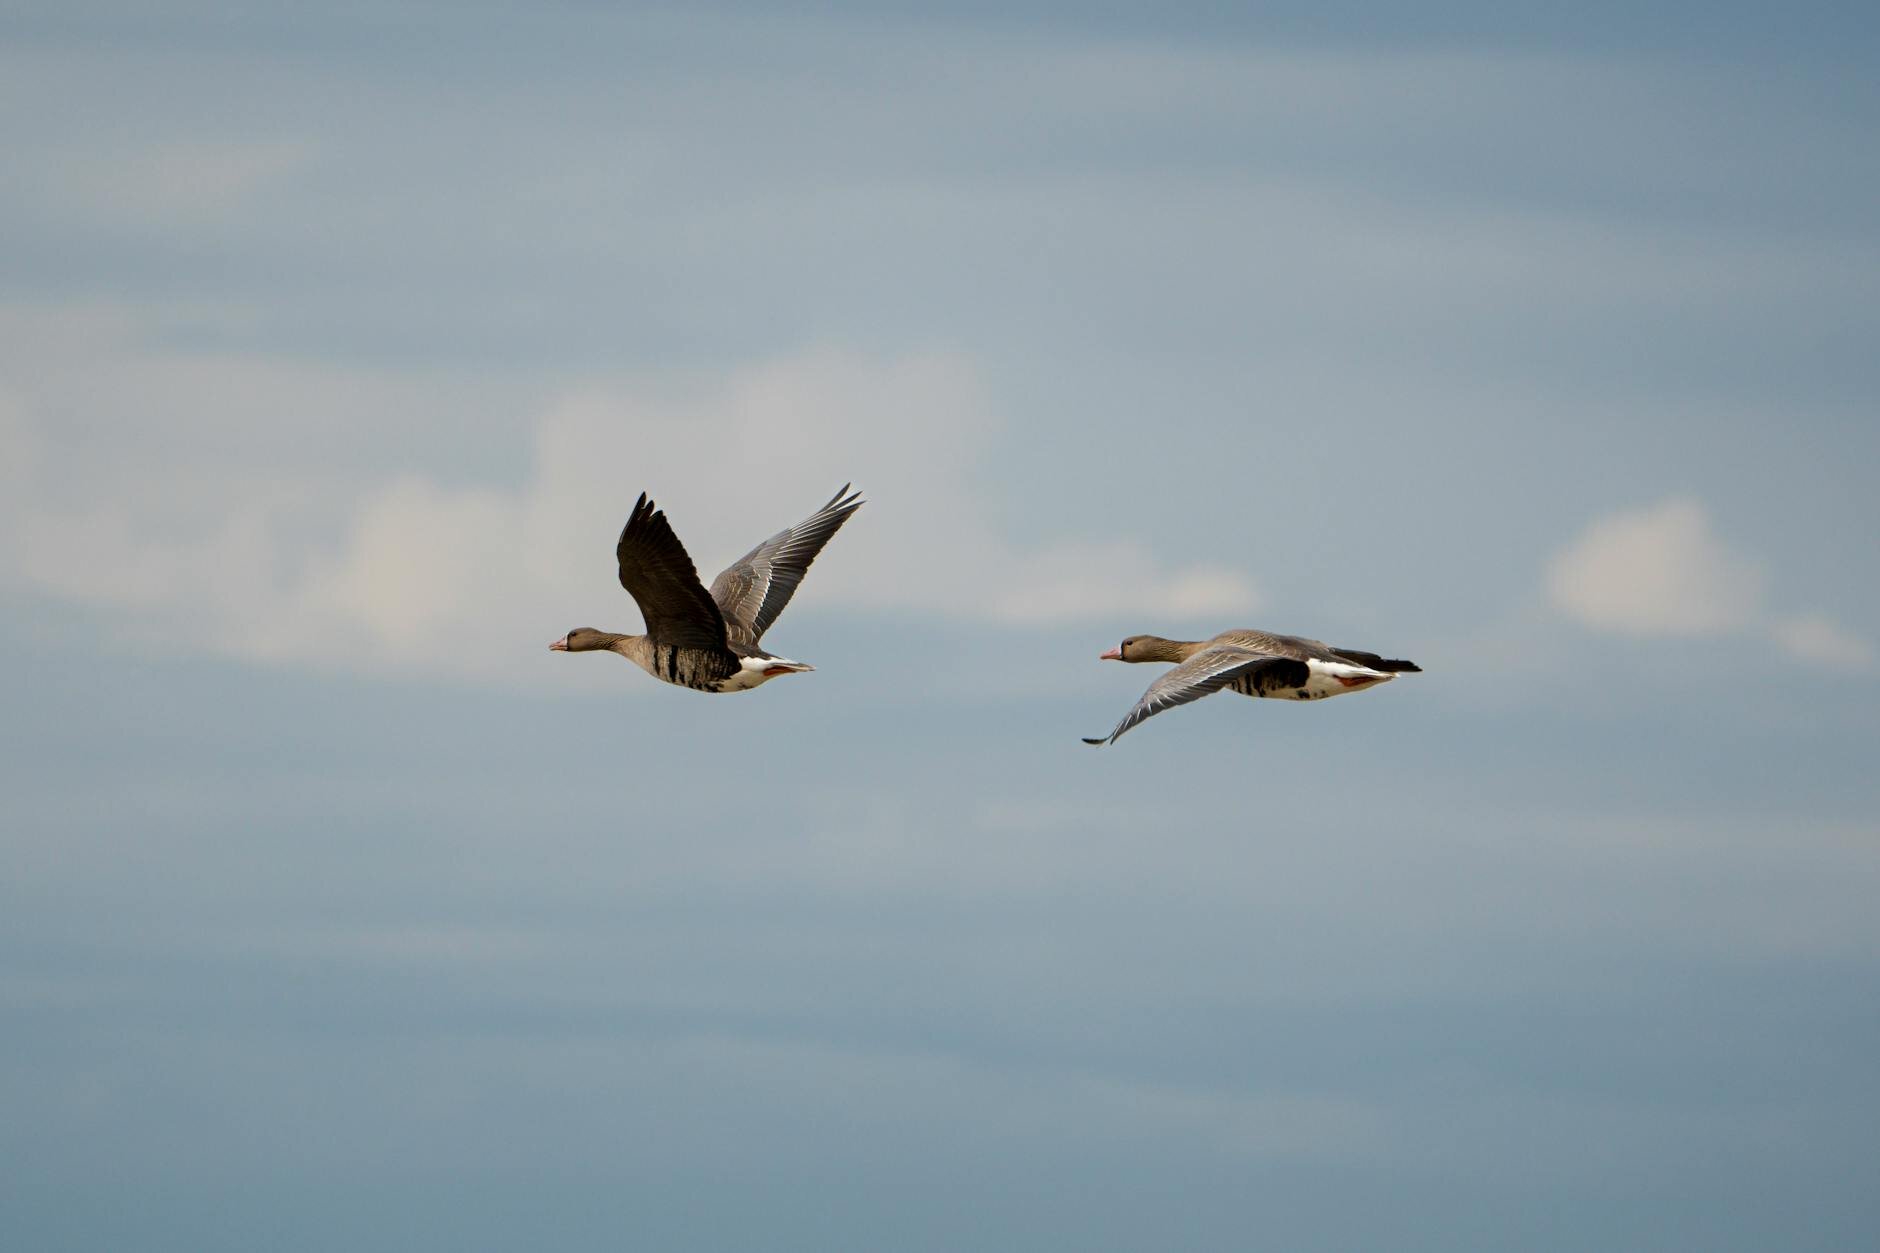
[4,3,1879,1250]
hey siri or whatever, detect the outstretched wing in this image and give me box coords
[1083,646,1309,746]
[616,493,733,652]
[709,484,864,648]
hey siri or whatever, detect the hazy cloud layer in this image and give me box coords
[0,316,1254,678]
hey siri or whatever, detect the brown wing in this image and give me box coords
[615,493,734,654]
[1212,628,1336,661]
[1212,628,1421,672]
[709,485,864,648]
[1329,647,1422,673]
[1082,646,1310,746]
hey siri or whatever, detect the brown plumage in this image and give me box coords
[1084,628,1421,745]
[550,486,863,694]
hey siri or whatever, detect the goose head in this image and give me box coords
[550,628,622,653]
[1099,634,1187,664]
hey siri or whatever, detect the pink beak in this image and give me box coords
[549,636,569,651]
[1099,646,1122,660]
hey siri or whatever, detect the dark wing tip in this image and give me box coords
[619,492,656,540]
[1081,736,1108,746]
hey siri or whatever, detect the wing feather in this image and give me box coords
[709,485,864,647]
[616,493,735,654]
[1083,647,1310,746]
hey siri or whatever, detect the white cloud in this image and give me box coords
[22,137,313,229]
[1771,612,1877,672]
[1544,497,1871,673]
[0,311,1255,680]
[1545,497,1764,636]
[295,347,1257,669]
[988,543,1255,625]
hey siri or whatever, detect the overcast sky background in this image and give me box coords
[5,3,1879,1250]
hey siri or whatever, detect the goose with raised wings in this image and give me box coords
[550,485,863,693]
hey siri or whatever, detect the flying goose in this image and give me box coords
[550,485,864,693]
[1083,629,1421,746]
